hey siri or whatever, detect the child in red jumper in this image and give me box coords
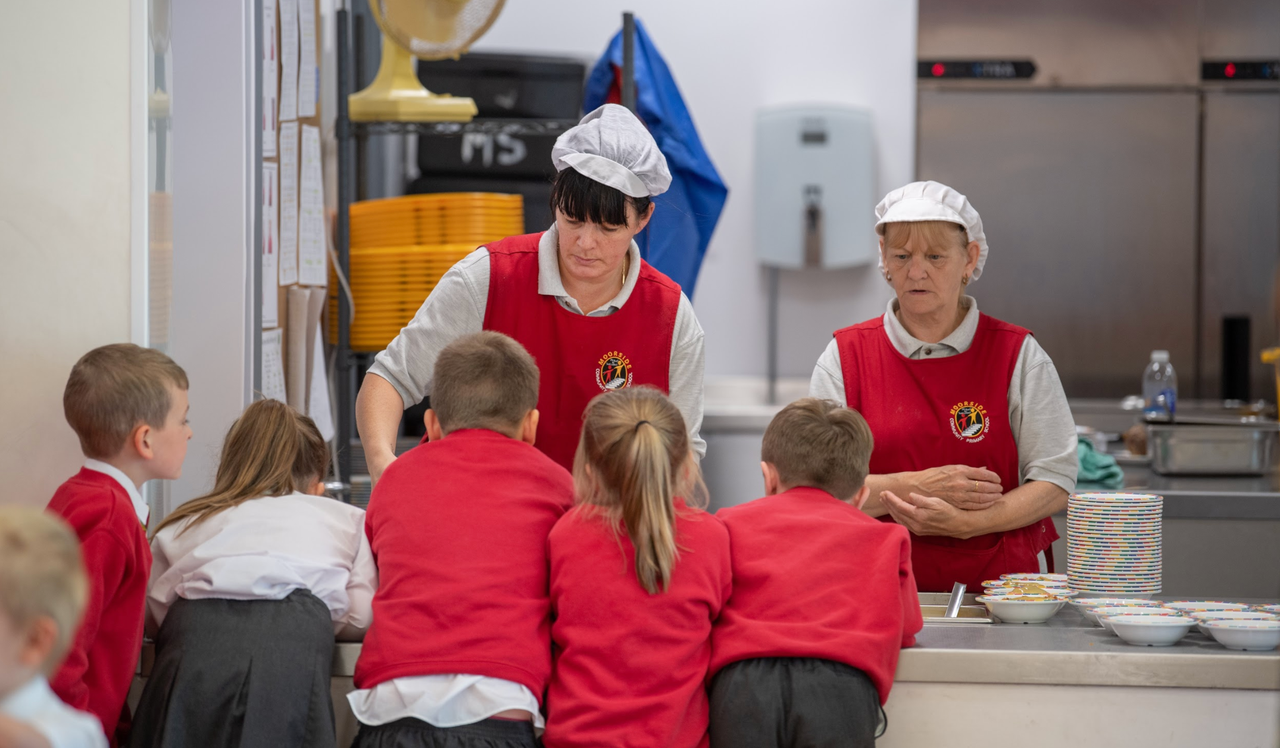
[349,332,575,748]
[709,398,922,748]
[543,387,732,748]
[46,344,191,745]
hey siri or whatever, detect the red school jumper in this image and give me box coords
[544,502,732,748]
[46,469,152,744]
[834,313,1059,591]
[482,232,681,471]
[709,487,922,705]
[354,429,575,697]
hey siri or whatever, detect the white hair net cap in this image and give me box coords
[874,180,989,281]
[552,104,672,198]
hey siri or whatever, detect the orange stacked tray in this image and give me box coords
[329,244,477,351]
[333,193,525,352]
[438,193,525,245]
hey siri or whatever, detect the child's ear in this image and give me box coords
[520,409,540,446]
[852,484,871,510]
[132,423,154,461]
[423,410,445,442]
[21,616,58,673]
[761,462,782,496]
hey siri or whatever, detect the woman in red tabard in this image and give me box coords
[809,181,1079,592]
[543,387,731,748]
[356,104,707,480]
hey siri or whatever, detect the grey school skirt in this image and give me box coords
[128,589,336,748]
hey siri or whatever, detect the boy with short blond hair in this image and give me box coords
[46,344,191,744]
[709,398,923,748]
[349,332,574,748]
[0,506,106,748]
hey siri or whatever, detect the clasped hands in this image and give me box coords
[881,464,1003,538]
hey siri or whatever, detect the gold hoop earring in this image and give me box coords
[885,273,892,282]
[962,276,970,285]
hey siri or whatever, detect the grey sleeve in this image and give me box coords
[669,292,707,459]
[365,248,490,408]
[1008,336,1079,493]
[809,339,849,406]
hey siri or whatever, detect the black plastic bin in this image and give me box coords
[416,52,587,120]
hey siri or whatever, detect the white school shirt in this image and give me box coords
[347,675,544,731]
[809,295,1079,493]
[147,492,377,636]
[82,459,148,527]
[0,677,106,748]
[366,223,707,458]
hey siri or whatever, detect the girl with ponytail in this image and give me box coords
[129,399,377,748]
[543,387,732,748]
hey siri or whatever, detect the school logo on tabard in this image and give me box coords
[950,401,988,443]
[596,351,634,391]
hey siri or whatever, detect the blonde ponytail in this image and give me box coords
[574,387,700,594]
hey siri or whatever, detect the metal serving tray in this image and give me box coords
[919,592,995,624]
[1148,421,1280,476]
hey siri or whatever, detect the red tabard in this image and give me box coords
[483,233,680,470]
[834,313,1058,592]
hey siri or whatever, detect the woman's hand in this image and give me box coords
[912,465,1002,510]
[881,490,982,538]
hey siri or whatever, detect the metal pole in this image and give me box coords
[767,266,779,405]
[621,12,636,114]
[336,8,354,490]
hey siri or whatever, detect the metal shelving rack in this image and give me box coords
[333,8,579,490]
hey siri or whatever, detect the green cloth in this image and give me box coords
[1076,440,1125,489]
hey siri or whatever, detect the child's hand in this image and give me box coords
[0,715,53,748]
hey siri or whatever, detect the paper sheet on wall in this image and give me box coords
[279,0,298,122]
[261,328,288,403]
[261,0,278,156]
[279,121,299,286]
[308,322,335,440]
[298,125,326,285]
[262,163,280,326]
[297,0,318,118]
[286,287,310,412]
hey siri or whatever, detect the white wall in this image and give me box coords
[0,1,135,507]
[165,0,257,514]
[474,1,917,377]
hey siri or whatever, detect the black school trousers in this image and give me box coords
[351,718,540,748]
[709,657,885,748]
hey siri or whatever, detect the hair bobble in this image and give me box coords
[633,420,652,433]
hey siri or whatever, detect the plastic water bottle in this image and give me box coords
[1142,350,1178,422]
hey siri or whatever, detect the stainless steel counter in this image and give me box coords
[902,604,1280,691]
[296,605,1280,690]
[1076,464,1280,520]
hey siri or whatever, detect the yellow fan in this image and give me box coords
[349,0,505,122]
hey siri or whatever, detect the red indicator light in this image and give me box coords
[932,63,945,77]
[1225,62,1236,78]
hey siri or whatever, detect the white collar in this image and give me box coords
[883,295,980,357]
[0,676,51,718]
[83,459,149,527]
[536,224,642,314]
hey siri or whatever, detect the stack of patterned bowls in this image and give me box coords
[1067,492,1162,597]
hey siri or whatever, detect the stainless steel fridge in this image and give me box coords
[917,0,1280,400]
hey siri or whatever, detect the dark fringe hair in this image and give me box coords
[551,167,652,228]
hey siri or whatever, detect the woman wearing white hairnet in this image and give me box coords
[810,181,1078,592]
[357,104,706,477]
